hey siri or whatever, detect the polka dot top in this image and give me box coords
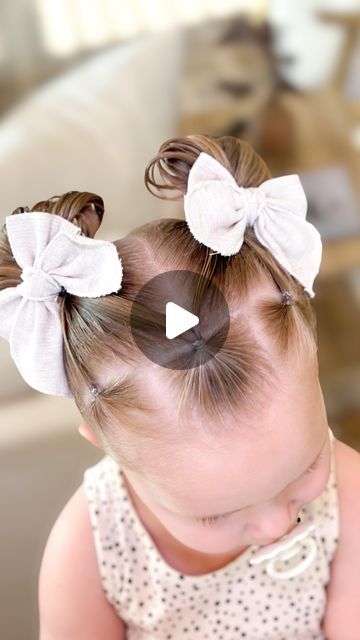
[83,426,339,640]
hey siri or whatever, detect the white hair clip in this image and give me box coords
[0,211,123,398]
[184,152,323,298]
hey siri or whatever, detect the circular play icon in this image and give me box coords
[129,270,230,370]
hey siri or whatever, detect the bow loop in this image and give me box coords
[184,180,248,256]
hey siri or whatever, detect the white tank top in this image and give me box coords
[83,426,339,639]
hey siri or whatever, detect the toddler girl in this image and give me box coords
[0,135,358,640]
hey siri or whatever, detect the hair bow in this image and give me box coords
[184,152,322,297]
[0,212,123,398]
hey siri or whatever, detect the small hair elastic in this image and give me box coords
[90,384,100,397]
[282,291,294,305]
[192,337,205,350]
[58,286,67,297]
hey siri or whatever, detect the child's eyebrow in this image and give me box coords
[191,436,327,521]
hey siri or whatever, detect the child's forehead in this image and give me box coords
[170,362,319,440]
[123,358,327,514]
[129,416,327,518]
[163,413,317,478]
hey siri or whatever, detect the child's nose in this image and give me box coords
[247,500,299,542]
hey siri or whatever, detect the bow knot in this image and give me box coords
[18,266,61,302]
[237,187,266,227]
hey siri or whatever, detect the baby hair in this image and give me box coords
[0,135,318,475]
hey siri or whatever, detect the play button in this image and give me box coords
[129,270,230,370]
[166,302,199,339]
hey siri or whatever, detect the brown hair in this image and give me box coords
[0,135,318,475]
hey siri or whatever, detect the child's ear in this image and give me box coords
[78,423,101,449]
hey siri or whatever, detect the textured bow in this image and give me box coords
[184,152,322,297]
[0,212,123,398]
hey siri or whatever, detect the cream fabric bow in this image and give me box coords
[0,212,123,398]
[184,152,322,297]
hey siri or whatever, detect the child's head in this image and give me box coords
[117,353,330,554]
[0,134,329,552]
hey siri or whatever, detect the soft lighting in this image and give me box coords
[35,0,79,56]
[36,0,269,56]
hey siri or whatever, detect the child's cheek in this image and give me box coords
[157,511,245,555]
[295,454,331,506]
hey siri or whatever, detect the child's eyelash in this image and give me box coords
[196,456,323,527]
[197,514,226,527]
[305,456,321,474]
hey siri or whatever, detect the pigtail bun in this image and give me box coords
[30,191,104,239]
[144,134,271,202]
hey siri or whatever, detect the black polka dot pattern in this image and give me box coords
[83,427,339,639]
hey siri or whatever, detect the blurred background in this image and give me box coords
[0,0,359,637]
